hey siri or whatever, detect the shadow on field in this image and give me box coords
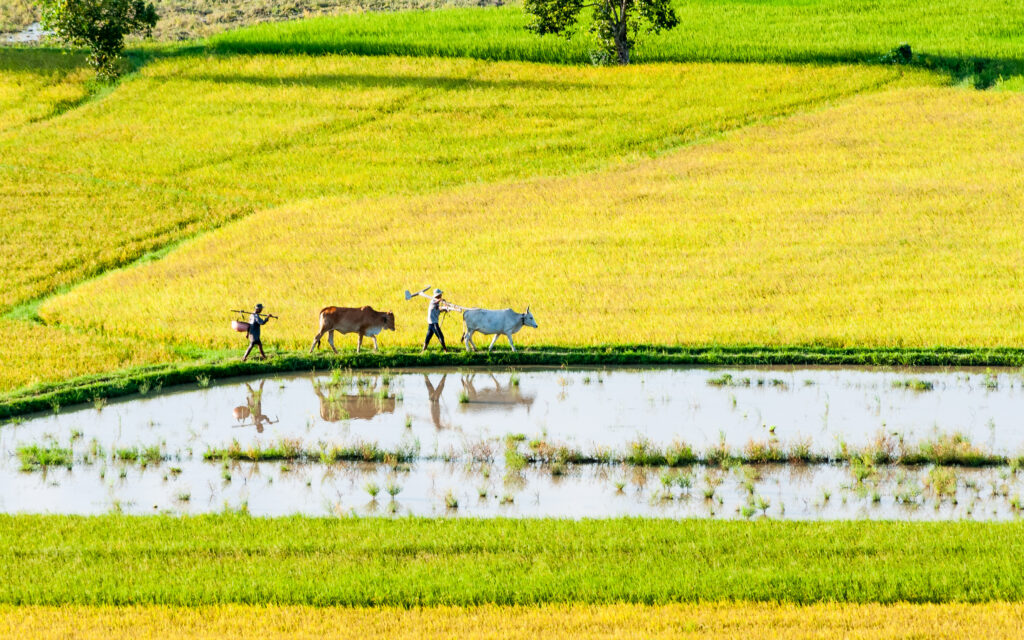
[204,38,1024,89]
[148,68,591,92]
[0,46,87,74]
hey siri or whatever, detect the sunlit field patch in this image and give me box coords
[2,603,1023,639]
[0,321,178,391]
[0,54,904,315]
[48,86,1024,350]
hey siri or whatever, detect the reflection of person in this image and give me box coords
[422,289,448,352]
[424,374,447,429]
[233,380,277,433]
[243,303,273,361]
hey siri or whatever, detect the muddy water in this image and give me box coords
[2,366,1024,518]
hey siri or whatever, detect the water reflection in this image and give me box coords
[232,381,277,433]
[459,374,535,412]
[424,374,449,429]
[312,377,397,421]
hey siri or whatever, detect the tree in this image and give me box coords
[37,0,157,79]
[524,0,679,65]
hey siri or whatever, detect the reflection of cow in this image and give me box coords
[313,383,396,421]
[462,307,538,352]
[233,381,278,433]
[459,374,535,412]
[310,306,396,353]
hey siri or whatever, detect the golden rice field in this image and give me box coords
[2,603,1023,639]
[0,321,178,391]
[46,85,1024,350]
[0,55,902,314]
[0,50,91,133]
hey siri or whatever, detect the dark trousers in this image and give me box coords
[424,323,446,349]
[243,336,265,360]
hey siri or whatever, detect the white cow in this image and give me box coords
[462,307,538,352]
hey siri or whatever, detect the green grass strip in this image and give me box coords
[207,3,1024,87]
[4,345,1024,421]
[0,516,1022,605]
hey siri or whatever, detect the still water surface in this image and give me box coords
[3,366,1023,519]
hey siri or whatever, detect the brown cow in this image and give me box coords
[309,306,396,353]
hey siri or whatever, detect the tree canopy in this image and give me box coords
[525,0,679,64]
[37,0,158,79]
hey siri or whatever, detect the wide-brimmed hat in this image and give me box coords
[433,289,443,298]
[254,303,264,310]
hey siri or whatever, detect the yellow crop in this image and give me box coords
[46,85,1024,350]
[0,50,90,133]
[0,320,177,391]
[0,54,906,311]
[1,603,1023,639]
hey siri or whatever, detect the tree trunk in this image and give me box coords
[613,20,630,64]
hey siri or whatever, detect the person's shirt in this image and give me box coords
[428,298,441,324]
[248,312,266,337]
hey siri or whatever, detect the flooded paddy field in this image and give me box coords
[2,366,1024,519]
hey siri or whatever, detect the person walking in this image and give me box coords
[422,289,448,352]
[243,303,273,361]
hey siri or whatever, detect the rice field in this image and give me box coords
[2,516,1023,604]
[211,1,1024,80]
[0,49,91,132]
[0,53,899,316]
[47,84,1024,350]
[3,602,1023,639]
[0,320,178,391]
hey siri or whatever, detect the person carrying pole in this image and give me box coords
[243,303,273,361]
[423,288,449,352]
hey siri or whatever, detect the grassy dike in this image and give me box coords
[4,345,1024,422]
[1,516,1022,605]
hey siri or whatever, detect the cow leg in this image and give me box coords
[463,330,474,352]
[357,334,363,353]
[372,336,379,351]
[309,330,324,353]
[328,331,338,354]
[488,334,499,353]
[507,334,516,352]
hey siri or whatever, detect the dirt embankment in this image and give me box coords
[0,0,504,42]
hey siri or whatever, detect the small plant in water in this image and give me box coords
[93,396,107,411]
[983,372,999,390]
[458,390,470,404]
[196,374,211,388]
[176,492,191,502]
[444,490,459,510]
[385,480,401,499]
[365,482,380,500]
[510,373,520,387]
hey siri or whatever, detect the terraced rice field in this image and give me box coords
[45,84,1024,350]
[1,55,895,313]
[5,1,1024,635]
